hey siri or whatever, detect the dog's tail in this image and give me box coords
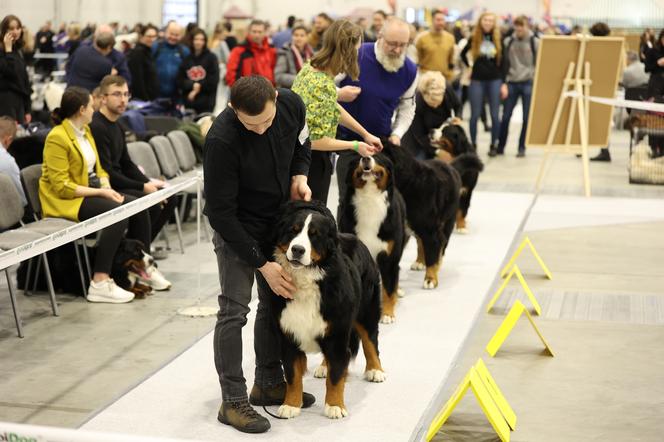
[451,153,484,174]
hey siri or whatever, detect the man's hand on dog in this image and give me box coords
[290,175,312,201]
[259,262,295,299]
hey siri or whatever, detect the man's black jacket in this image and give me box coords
[203,89,311,268]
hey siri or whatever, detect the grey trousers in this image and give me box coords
[212,232,284,402]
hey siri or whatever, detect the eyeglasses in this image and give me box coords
[383,39,408,50]
[105,91,131,99]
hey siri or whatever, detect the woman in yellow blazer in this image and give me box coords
[40,86,150,304]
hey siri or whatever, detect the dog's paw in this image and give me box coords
[410,261,425,271]
[423,279,438,290]
[277,404,301,419]
[365,369,387,383]
[324,404,349,419]
[313,364,328,378]
[397,287,405,298]
[380,314,396,324]
[456,227,469,234]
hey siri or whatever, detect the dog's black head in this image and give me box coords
[113,239,151,278]
[346,153,395,193]
[435,124,474,157]
[274,200,338,269]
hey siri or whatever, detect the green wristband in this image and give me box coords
[353,140,359,152]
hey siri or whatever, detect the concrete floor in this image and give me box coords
[1,121,663,440]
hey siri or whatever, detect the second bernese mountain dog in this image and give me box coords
[431,124,484,233]
[382,140,461,289]
[272,200,385,420]
[113,239,153,298]
[337,154,407,324]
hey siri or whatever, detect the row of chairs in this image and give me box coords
[0,130,205,338]
[127,130,206,253]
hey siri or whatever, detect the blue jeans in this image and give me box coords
[498,80,533,153]
[469,79,501,146]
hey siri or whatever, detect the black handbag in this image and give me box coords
[88,173,101,189]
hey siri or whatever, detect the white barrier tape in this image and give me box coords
[0,176,201,270]
[563,91,664,113]
[0,421,202,442]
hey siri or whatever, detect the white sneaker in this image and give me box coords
[87,278,135,303]
[143,264,171,291]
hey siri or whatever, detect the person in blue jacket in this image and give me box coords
[153,21,190,103]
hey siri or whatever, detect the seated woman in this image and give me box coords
[401,70,462,160]
[39,86,153,303]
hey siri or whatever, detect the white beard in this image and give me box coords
[375,43,406,73]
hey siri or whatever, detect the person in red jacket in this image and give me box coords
[225,20,276,86]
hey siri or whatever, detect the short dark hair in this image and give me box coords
[589,22,610,37]
[292,24,309,34]
[249,20,266,30]
[52,87,91,125]
[374,10,387,19]
[230,76,276,116]
[138,23,158,36]
[287,15,296,29]
[99,75,127,94]
[0,116,17,139]
[95,31,115,50]
[514,15,530,27]
[432,9,446,20]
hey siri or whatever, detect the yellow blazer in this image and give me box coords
[39,119,110,221]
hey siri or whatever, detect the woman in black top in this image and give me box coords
[402,71,462,159]
[645,29,664,99]
[178,28,220,114]
[0,15,32,124]
[127,24,160,101]
[460,12,502,154]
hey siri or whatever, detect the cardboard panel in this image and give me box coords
[526,36,624,148]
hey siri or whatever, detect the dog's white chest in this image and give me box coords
[279,270,327,354]
[353,183,389,260]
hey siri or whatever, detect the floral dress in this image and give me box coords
[291,63,340,141]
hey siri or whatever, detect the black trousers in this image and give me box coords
[78,194,151,275]
[307,150,333,206]
[120,188,178,242]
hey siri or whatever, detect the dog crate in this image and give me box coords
[628,113,664,185]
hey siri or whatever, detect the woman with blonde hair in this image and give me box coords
[460,12,503,155]
[401,71,462,159]
[292,19,382,204]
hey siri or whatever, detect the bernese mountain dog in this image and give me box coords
[337,154,407,324]
[113,239,153,298]
[431,124,484,233]
[382,140,461,289]
[272,200,385,420]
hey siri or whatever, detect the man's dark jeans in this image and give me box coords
[498,80,533,154]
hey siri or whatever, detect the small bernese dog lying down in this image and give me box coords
[272,200,385,420]
[430,124,484,233]
[382,140,460,289]
[112,239,153,298]
[338,154,407,324]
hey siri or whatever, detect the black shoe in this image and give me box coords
[590,149,611,162]
[249,382,316,408]
[218,400,270,434]
[516,151,525,158]
[488,147,498,157]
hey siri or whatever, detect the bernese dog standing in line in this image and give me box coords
[112,239,153,298]
[382,140,461,289]
[430,124,484,233]
[337,154,407,324]
[272,200,385,420]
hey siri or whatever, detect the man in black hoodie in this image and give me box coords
[204,75,312,434]
[127,24,159,101]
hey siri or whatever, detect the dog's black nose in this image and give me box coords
[360,156,373,170]
[290,245,305,258]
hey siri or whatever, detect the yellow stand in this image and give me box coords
[425,359,515,442]
[500,237,553,280]
[485,300,555,357]
[487,264,542,315]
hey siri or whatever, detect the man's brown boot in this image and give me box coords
[217,400,270,434]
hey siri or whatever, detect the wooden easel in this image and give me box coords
[535,35,593,197]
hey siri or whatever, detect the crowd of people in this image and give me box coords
[2,7,664,435]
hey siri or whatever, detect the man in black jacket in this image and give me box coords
[127,24,159,101]
[204,75,312,434]
[90,75,176,290]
